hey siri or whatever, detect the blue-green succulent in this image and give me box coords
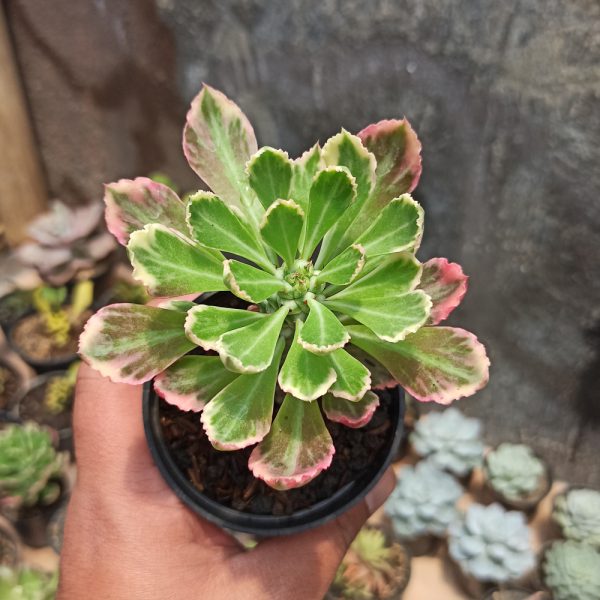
[410,407,484,477]
[385,460,463,538]
[448,503,535,582]
[553,488,600,549]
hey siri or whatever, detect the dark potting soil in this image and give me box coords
[19,377,72,431]
[159,392,393,516]
[0,366,20,411]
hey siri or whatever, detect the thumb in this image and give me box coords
[241,467,396,600]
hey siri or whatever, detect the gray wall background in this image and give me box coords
[6,0,600,484]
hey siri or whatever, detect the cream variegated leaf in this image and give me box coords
[323,391,380,428]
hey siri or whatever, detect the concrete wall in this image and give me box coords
[7,0,600,484]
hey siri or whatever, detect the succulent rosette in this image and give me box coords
[79,85,489,490]
[553,488,600,548]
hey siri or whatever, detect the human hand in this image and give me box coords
[58,364,395,600]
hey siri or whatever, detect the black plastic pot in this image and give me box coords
[143,384,404,537]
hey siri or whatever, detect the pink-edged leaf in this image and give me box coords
[343,119,422,244]
[183,85,259,216]
[201,340,284,450]
[323,390,380,428]
[79,303,194,384]
[104,177,188,246]
[248,394,334,490]
[153,355,237,412]
[347,325,490,405]
[420,258,468,325]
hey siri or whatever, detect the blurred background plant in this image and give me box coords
[43,362,79,416]
[552,488,600,549]
[0,565,57,600]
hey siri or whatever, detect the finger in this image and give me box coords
[242,467,396,599]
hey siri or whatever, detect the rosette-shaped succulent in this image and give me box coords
[0,566,58,600]
[385,460,462,538]
[542,541,600,600]
[448,503,535,582]
[17,200,116,285]
[0,423,64,509]
[79,85,489,490]
[410,407,484,476]
[553,488,600,548]
[484,444,546,501]
[330,528,409,599]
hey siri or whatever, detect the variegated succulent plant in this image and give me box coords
[79,85,489,490]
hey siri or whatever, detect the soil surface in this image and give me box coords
[11,311,90,362]
[19,376,72,432]
[159,391,394,516]
[0,366,20,411]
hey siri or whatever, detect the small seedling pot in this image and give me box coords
[0,515,21,569]
[143,385,404,537]
[482,588,550,600]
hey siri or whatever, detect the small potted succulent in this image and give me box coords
[0,423,67,547]
[16,362,80,455]
[541,540,600,600]
[327,526,411,599]
[483,443,551,513]
[410,407,484,481]
[448,503,536,598]
[16,200,116,286]
[79,85,490,535]
[0,566,58,599]
[483,590,550,600]
[384,460,462,555]
[10,282,93,371]
[0,516,20,569]
[552,488,600,548]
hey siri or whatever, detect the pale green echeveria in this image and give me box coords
[80,85,490,490]
[0,423,64,509]
[385,460,462,538]
[448,503,535,583]
[484,443,546,500]
[410,407,484,476]
[0,566,58,600]
[553,489,600,548]
[543,541,600,600]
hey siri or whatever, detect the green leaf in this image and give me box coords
[347,325,490,404]
[128,224,226,296]
[104,177,188,246]
[216,306,289,373]
[247,147,293,210]
[316,130,376,264]
[183,85,259,217]
[298,297,349,354]
[79,304,195,384]
[223,259,289,303]
[327,253,422,301]
[420,258,468,325]
[347,345,396,390]
[201,340,284,450]
[328,348,371,401]
[185,305,267,351]
[155,299,197,312]
[154,355,237,412]
[354,195,423,256]
[300,167,357,259]
[259,199,305,267]
[326,291,431,343]
[248,394,334,490]
[323,391,380,428]
[290,143,323,212]
[278,322,337,400]
[187,191,273,272]
[316,244,366,286]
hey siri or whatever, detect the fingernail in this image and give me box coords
[365,467,396,515]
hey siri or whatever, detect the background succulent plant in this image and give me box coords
[484,443,547,501]
[0,566,58,600]
[542,540,600,600]
[385,460,462,538]
[16,200,116,286]
[448,503,535,583]
[330,527,409,599]
[79,85,489,490]
[0,423,65,509]
[553,488,600,548]
[44,362,80,415]
[410,407,484,477]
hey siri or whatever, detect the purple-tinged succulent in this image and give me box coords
[17,200,116,285]
[79,85,489,490]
